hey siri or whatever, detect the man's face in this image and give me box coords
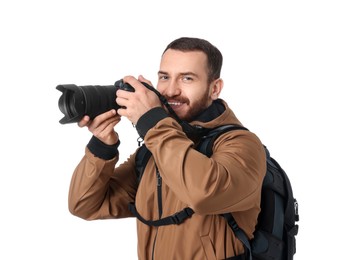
[157,49,215,122]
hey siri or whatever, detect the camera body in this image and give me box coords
[56,79,134,124]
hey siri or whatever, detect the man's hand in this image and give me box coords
[78,109,121,145]
[116,75,162,125]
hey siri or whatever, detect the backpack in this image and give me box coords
[130,124,299,260]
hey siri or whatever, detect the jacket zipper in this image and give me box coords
[152,167,163,260]
[156,169,163,218]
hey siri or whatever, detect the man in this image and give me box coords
[68,37,266,259]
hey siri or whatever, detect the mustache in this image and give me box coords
[165,96,189,104]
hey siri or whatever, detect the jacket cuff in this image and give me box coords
[87,136,119,160]
[136,107,169,138]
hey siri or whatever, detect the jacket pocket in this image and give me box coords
[201,235,217,260]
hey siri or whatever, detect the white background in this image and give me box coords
[1,0,353,259]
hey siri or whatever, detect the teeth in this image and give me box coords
[168,102,182,106]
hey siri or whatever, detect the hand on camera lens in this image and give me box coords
[79,109,121,145]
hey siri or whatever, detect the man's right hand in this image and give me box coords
[78,109,121,145]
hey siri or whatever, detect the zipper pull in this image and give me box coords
[137,136,144,147]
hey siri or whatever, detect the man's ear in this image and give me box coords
[210,78,224,100]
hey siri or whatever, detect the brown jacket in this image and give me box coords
[68,100,266,260]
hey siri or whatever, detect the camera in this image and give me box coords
[56,79,134,124]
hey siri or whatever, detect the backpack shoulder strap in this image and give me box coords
[134,144,151,182]
[223,212,253,260]
[198,124,248,157]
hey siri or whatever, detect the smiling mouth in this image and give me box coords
[168,101,183,106]
[167,101,187,111]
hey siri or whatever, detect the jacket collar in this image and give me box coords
[192,99,226,123]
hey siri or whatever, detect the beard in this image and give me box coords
[173,90,211,122]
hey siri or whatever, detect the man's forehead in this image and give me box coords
[160,49,207,73]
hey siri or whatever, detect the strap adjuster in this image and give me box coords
[171,208,194,224]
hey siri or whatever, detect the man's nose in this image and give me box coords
[164,81,181,97]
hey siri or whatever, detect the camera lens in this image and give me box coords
[56,80,137,124]
[56,84,119,124]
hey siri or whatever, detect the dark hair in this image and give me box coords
[163,37,223,84]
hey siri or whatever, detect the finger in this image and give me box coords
[96,116,120,135]
[123,75,146,92]
[89,114,120,136]
[100,117,121,136]
[138,75,153,87]
[89,109,117,129]
[94,118,120,145]
[78,115,90,128]
[116,87,133,99]
[117,107,128,118]
[123,75,138,85]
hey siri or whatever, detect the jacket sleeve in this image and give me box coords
[68,137,138,220]
[144,117,267,215]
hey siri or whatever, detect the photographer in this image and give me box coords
[68,37,266,260]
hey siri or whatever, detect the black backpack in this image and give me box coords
[130,124,299,260]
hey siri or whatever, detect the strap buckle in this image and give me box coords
[171,208,194,225]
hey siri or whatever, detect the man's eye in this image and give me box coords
[183,76,193,81]
[159,75,168,80]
